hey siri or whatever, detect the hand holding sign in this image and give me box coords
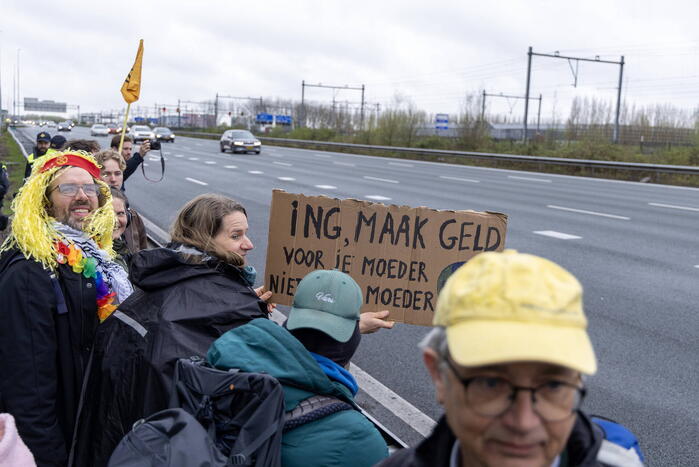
[359,310,395,334]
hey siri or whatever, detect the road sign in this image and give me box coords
[275,115,292,125]
[256,113,273,123]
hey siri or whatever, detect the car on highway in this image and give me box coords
[57,121,72,132]
[106,123,119,134]
[47,121,57,128]
[220,129,261,154]
[154,127,175,142]
[90,124,110,136]
[129,125,156,142]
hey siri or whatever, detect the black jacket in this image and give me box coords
[0,249,98,467]
[378,411,611,467]
[122,152,143,183]
[71,246,268,466]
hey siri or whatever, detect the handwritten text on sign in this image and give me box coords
[265,190,508,325]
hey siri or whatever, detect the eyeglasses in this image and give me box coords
[50,183,101,198]
[444,357,586,422]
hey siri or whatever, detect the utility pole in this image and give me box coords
[523,46,532,142]
[483,91,542,132]
[214,93,218,127]
[302,81,365,131]
[301,80,305,127]
[614,56,625,144]
[523,46,625,143]
[177,99,181,127]
[360,84,365,130]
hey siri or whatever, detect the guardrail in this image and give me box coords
[172,130,699,178]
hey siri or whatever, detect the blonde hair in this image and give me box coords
[0,151,115,270]
[170,194,247,266]
[95,149,126,171]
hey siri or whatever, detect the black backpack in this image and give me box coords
[108,357,286,467]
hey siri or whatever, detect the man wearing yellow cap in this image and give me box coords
[0,151,133,466]
[378,250,643,467]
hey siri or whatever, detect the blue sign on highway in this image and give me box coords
[436,125,449,130]
[275,115,292,125]
[256,113,273,123]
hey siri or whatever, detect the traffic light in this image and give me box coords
[162,107,166,112]
[176,107,180,113]
[228,111,232,116]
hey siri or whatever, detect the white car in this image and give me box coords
[90,124,110,136]
[129,125,156,142]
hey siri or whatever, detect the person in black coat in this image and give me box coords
[0,151,131,467]
[71,193,272,466]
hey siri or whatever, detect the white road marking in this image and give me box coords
[350,363,436,438]
[273,161,292,167]
[278,177,296,181]
[248,170,264,174]
[143,163,149,167]
[547,205,630,220]
[174,154,184,158]
[440,175,480,183]
[533,230,582,240]
[648,202,699,212]
[163,151,171,155]
[188,157,199,161]
[508,175,551,183]
[195,143,203,146]
[366,195,391,201]
[334,161,356,167]
[204,161,217,165]
[270,153,284,158]
[224,165,237,169]
[185,177,208,186]
[695,265,699,269]
[315,184,337,189]
[314,153,331,158]
[364,176,399,184]
[388,161,414,167]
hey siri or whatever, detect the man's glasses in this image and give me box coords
[50,183,101,198]
[445,357,586,422]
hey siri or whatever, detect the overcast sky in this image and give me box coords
[2,0,698,123]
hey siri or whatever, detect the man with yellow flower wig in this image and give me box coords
[0,150,133,466]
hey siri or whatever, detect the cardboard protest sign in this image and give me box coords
[264,190,508,325]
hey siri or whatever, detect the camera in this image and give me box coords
[149,140,161,151]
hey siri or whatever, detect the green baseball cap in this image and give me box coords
[287,269,362,343]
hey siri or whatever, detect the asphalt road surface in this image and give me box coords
[16,126,699,465]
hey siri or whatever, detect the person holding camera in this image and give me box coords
[110,135,154,187]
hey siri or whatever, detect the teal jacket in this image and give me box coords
[208,318,388,467]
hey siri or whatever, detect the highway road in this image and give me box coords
[15,126,699,465]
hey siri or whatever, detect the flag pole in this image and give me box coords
[118,103,131,154]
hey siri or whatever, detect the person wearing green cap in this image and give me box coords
[378,250,644,467]
[208,269,389,467]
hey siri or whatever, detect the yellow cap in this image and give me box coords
[434,250,597,374]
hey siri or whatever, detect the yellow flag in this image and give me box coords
[120,40,144,103]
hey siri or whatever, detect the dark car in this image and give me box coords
[57,121,72,132]
[219,130,261,154]
[106,123,118,134]
[153,127,175,142]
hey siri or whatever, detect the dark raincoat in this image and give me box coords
[70,246,268,466]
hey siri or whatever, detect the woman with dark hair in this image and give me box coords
[72,193,272,466]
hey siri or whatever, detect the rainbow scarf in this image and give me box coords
[54,223,133,322]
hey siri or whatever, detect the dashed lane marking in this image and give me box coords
[185,177,208,186]
[439,175,479,183]
[334,161,356,167]
[388,161,414,167]
[143,163,149,167]
[278,177,296,181]
[273,161,292,166]
[224,165,237,169]
[315,184,337,189]
[174,154,184,158]
[533,230,582,240]
[314,153,331,158]
[508,175,551,183]
[364,176,399,184]
[163,151,171,155]
[248,170,264,174]
[366,195,391,201]
[547,205,630,220]
[204,161,217,165]
[188,157,199,161]
[648,202,699,212]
